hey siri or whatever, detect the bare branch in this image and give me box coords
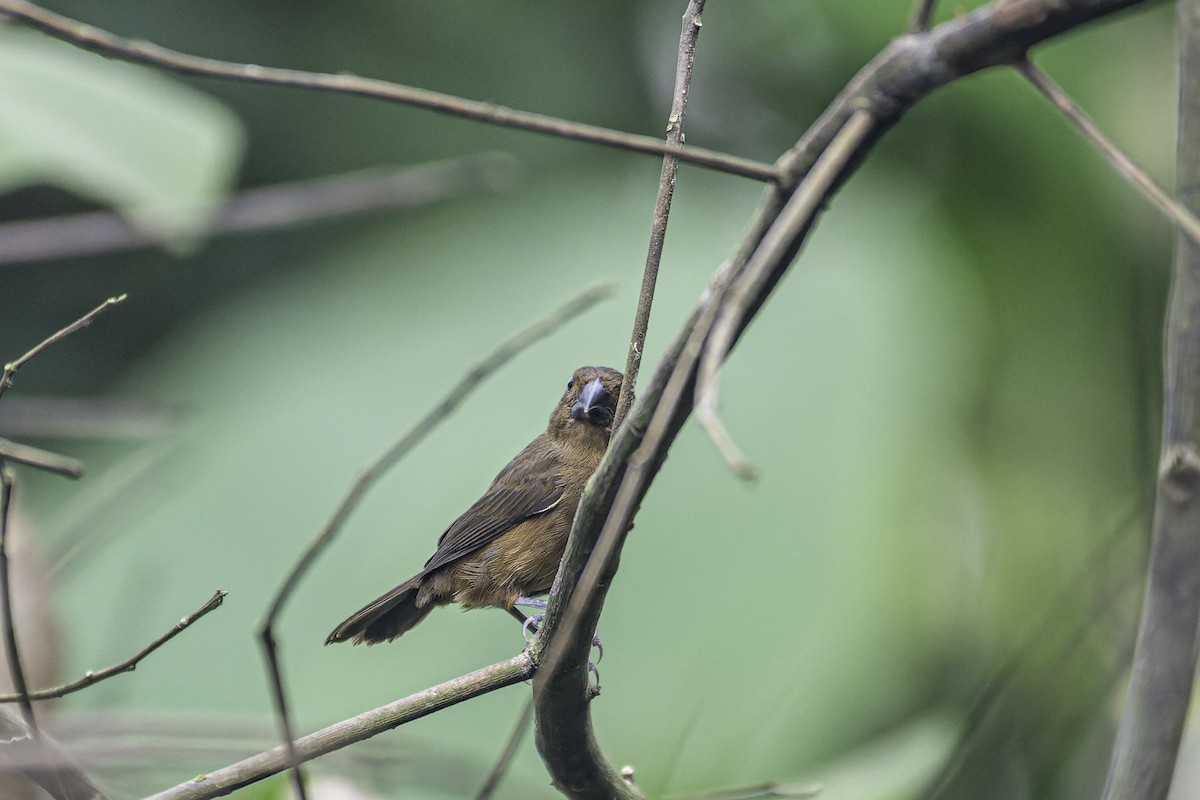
[1100,4,1200,798]
[255,283,614,800]
[0,438,82,479]
[614,0,705,431]
[257,628,306,800]
[1016,59,1200,248]
[0,156,518,265]
[0,590,225,703]
[474,697,534,800]
[147,654,534,800]
[0,295,127,401]
[695,110,876,478]
[0,0,776,184]
[0,468,35,735]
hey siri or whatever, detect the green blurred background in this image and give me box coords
[0,1,1184,798]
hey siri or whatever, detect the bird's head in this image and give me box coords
[548,365,625,442]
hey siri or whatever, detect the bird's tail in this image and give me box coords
[325,575,433,645]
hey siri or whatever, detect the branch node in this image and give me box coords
[1161,443,1200,504]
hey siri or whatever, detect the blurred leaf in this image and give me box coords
[0,29,244,242]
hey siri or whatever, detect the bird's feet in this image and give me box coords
[511,598,603,685]
[515,597,604,660]
[521,612,544,642]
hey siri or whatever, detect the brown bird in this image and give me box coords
[326,365,624,646]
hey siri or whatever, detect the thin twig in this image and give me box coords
[694,110,876,479]
[254,283,614,800]
[614,0,705,431]
[1016,59,1200,248]
[474,697,534,800]
[0,0,777,185]
[0,294,127,401]
[0,467,35,735]
[0,156,518,265]
[908,0,938,32]
[258,628,306,800]
[147,653,534,800]
[540,0,722,681]
[0,590,225,703]
[0,438,83,479]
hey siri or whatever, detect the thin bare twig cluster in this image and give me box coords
[0,299,234,800]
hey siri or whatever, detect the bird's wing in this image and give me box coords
[420,443,564,574]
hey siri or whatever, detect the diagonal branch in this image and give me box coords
[0,0,776,184]
[1016,59,1200,247]
[147,653,534,800]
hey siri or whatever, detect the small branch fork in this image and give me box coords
[0,297,141,800]
[0,295,128,747]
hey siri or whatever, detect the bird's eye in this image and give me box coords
[567,378,574,390]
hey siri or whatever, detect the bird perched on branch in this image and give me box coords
[326,365,624,646]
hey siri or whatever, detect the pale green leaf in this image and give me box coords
[0,29,244,242]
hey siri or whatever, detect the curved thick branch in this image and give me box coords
[532,0,1161,796]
